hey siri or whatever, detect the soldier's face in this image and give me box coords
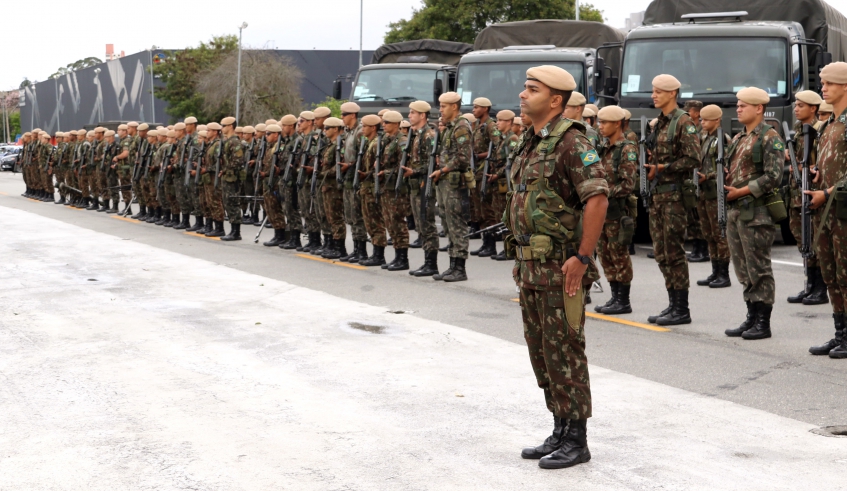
[118,129,127,138]
[472,105,487,119]
[688,109,700,124]
[512,124,522,135]
[562,105,582,120]
[342,113,357,127]
[701,119,720,132]
[651,88,676,109]
[520,81,561,120]
[794,101,817,122]
[597,119,621,138]
[822,80,847,105]
[96,132,104,141]
[383,122,399,135]
[497,120,510,133]
[736,101,762,125]
[440,102,459,120]
[325,127,339,139]
[267,132,279,144]
[362,125,377,139]
[409,110,425,127]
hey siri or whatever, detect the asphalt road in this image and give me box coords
[1,170,845,431]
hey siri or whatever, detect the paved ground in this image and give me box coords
[1,173,846,489]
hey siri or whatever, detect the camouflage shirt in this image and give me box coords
[439,115,472,173]
[380,132,404,185]
[727,122,783,198]
[494,130,519,178]
[600,138,638,200]
[472,117,501,178]
[698,130,720,181]
[651,109,700,200]
[320,134,342,181]
[409,124,436,177]
[221,134,244,182]
[816,108,847,192]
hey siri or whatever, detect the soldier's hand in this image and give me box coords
[698,172,706,184]
[644,163,658,181]
[402,166,414,178]
[340,162,351,172]
[487,174,498,183]
[811,166,822,184]
[190,170,196,177]
[112,157,117,163]
[377,170,385,177]
[358,170,368,178]
[805,189,827,209]
[724,185,749,201]
[784,149,790,161]
[561,257,588,297]
[429,169,442,182]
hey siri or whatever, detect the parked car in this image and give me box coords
[1,147,21,171]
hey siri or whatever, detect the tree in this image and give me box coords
[8,111,20,141]
[152,35,238,123]
[196,50,304,125]
[19,79,31,90]
[50,57,103,78]
[385,0,604,44]
[311,97,346,118]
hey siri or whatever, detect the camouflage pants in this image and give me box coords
[106,172,119,202]
[177,179,194,216]
[145,176,160,209]
[814,211,847,312]
[79,170,91,198]
[262,186,286,230]
[598,220,633,284]
[697,198,730,262]
[410,189,439,253]
[165,178,179,214]
[789,205,819,267]
[222,180,242,225]
[204,181,225,222]
[191,179,205,217]
[360,186,387,247]
[298,182,320,233]
[727,206,775,304]
[97,168,110,201]
[520,286,592,420]
[54,168,66,198]
[478,180,500,229]
[686,205,703,240]
[437,180,470,258]
[118,168,133,204]
[381,191,410,249]
[281,182,303,234]
[649,198,690,290]
[343,184,368,241]
[42,168,54,194]
[321,184,346,240]
[469,184,481,224]
[132,177,145,207]
[316,178,331,235]
[436,181,450,237]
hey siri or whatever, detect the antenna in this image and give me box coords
[672,0,681,25]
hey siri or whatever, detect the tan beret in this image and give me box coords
[586,104,599,115]
[167,130,177,138]
[280,114,297,126]
[567,91,587,106]
[400,120,411,128]
[56,131,64,137]
[220,116,236,126]
[526,65,577,91]
[623,109,632,120]
[146,130,158,137]
[156,126,166,132]
[324,117,344,128]
[167,125,174,130]
[173,122,186,131]
[737,87,769,105]
[340,102,361,113]
[86,131,94,137]
[377,109,389,117]
[197,130,207,137]
[361,114,381,126]
[463,113,477,123]
[299,111,315,121]
[820,102,834,113]
[496,109,515,120]
[184,116,198,124]
[652,74,681,91]
[242,125,256,134]
[76,129,86,136]
[514,117,523,125]
[597,105,625,122]
[582,107,596,118]
[255,123,267,132]
[105,130,116,137]
[93,126,104,133]
[207,122,222,130]
[382,110,403,123]
[138,123,150,131]
[820,62,847,84]
[795,90,823,106]
[235,126,243,133]
[700,105,722,120]
[473,97,492,107]
[118,124,128,130]
[127,121,139,128]
[409,100,431,113]
[313,107,332,118]
[32,128,41,133]
[266,124,282,133]
[197,124,207,131]
[438,91,462,104]
[265,119,278,126]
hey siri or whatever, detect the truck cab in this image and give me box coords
[348,63,455,118]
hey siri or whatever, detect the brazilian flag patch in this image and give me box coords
[627,152,637,161]
[774,140,784,151]
[581,149,600,166]
[493,130,501,136]
[458,136,467,144]
[510,141,517,147]
[686,125,697,134]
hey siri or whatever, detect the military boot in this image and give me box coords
[829,313,847,359]
[164,211,178,227]
[742,302,772,340]
[538,419,591,469]
[284,232,303,250]
[470,233,486,256]
[107,200,119,214]
[174,213,189,230]
[221,223,242,241]
[810,313,845,355]
[199,218,213,235]
[360,245,386,267]
[95,199,108,212]
[594,282,618,313]
[602,283,632,315]
[243,213,254,225]
[787,271,814,303]
[725,301,757,337]
[131,205,145,219]
[55,195,66,205]
[411,251,439,277]
[348,240,368,263]
[433,257,455,281]
[491,243,510,261]
[145,207,157,223]
[387,248,409,271]
[443,257,467,282]
[521,416,567,459]
[339,240,357,262]
[802,267,829,305]
[324,238,343,259]
[656,290,691,326]
[86,198,99,210]
[205,220,225,237]
[467,221,480,239]
[480,233,498,257]
[410,234,423,249]
[263,229,284,247]
[648,290,674,324]
[382,248,400,269]
[687,239,710,263]
[709,261,732,288]
[647,250,655,259]
[155,208,168,225]
[697,260,719,286]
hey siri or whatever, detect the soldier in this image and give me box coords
[180,118,203,232]
[317,117,348,258]
[469,97,502,257]
[563,92,600,147]
[404,101,440,276]
[786,90,828,305]
[278,117,306,250]
[252,123,268,228]
[78,130,95,208]
[510,65,608,470]
[684,100,703,128]
[512,117,524,137]
[489,110,520,261]
[722,87,784,340]
[356,114,388,265]
[682,100,709,263]
[291,111,321,252]
[110,123,134,215]
[592,106,637,315]
[376,110,411,270]
[39,133,55,202]
[582,107,596,130]
[202,122,226,237]
[240,126,257,225]
[622,109,637,143]
[312,106,334,252]
[258,124,287,246]
[694,105,732,288]
[336,102,369,262]
[807,61,847,358]
[643,75,700,326]
[400,120,410,137]
[217,116,245,241]
[818,102,834,121]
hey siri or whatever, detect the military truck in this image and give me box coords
[334,39,472,118]
[455,20,625,115]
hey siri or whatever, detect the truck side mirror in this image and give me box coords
[594,57,606,95]
[433,79,443,106]
[332,79,342,100]
[605,76,618,94]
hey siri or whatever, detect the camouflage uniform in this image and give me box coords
[280,134,304,236]
[343,125,368,242]
[649,109,700,290]
[150,141,167,211]
[408,124,439,253]
[262,138,287,231]
[697,129,731,261]
[39,143,55,195]
[471,116,501,227]
[203,138,225,222]
[176,135,197,217]
[506,114,608,420]
[299,130,323,234]
[320,135,346,240]
[598,139,638,284]
[725,122,784,305]
[379,132,410,249]
[788,118,823,268]
[220,134,245,225]
[437,115,473,259]
[491,129,520,232]
[359,134,388,247]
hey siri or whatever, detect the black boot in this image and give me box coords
[264,229,285,247]
[296,232,313,252]
[174,213,190,230]
[802,267,830,305]
[324,238,346,259]
[283,232,303,250]
[443,257,467,282]
[351,240,369,263]
[313,233,331,255]
[433,257,455,281]
[648,290,674,324]
[478,233,497,257]
[155,208,168,225]
[339,239,357,261]
[603,283,632,315]
[97,199,108,212]
[656,289,691,326]
[810,313,845,355]
[107,200,119,214]
[185,216,200,232]
[697,260,718,286]
[742,302,772,340]
[647,250,655,259]
[410,234,423,249]
[303,232,321,253]
[788,269,814,303]
[360,245,386,267]
[521,416,567,459]
[687,239,709,263]
[594,282,618,313]
[470,233,485,256]
[86,198,99,210]
[164,211,177,227]
[382,247,400,269]
[828,313,847,359]
[411,251,439,277]
[387,248,409,271]
[709,261,732,288]
[725,301,757,337]
[56,195,66,205]
[199,218,213,235]
[206,220,225,237]
[243,213,254,225]
[468,221,480,239]
[439,241,452,252]
[629,243,636,255]
[221,223,242,241]
[538,419,590,469]
[131,205,145,219]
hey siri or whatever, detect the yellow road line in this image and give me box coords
[111,215,139,223]
[295,253,367,270]
[184,231,221,241]
[511,298,670,332]
[0,191,8,195]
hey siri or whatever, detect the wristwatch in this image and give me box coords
[575,252,591,265]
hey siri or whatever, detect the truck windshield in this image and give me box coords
[352,68,437,102]
[457,62,585,108]
[621,38,788,101]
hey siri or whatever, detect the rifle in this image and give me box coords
[251,136,267,217]
[505,154,514,192]
[131,140,146,182]
[282,136,303,184]
[394,131,416,198]
[799,123,816,259]
[335,134,345,185]
[296,134,314,187]
[716,127,727,237]
[158,142,178,197]
[374,132,383,206]
[44,146,56,172]
[100,142,112,173]
[782,121,802,188]
[267,139,282,186]
[469,139,476,174]
[192,140,207,187]
[420,127,440,219]
[351,136,366,191]
[464,221,505,238]
[141,143,153,180]
[309,137,325,213]
[638,115,651,208]
[180,144,195,185]
[479,140,494,200]
[212,137,223,188]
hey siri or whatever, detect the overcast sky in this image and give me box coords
[7,0,847,90]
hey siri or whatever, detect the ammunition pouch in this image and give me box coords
[700,179,718,201]
[835,186,847,220]
[447,171,461,189]
[462,170,476,190]
[731,195,767,222]
[513,234,565,262]
[764,191,788,223]
[617,216,635,245]
[408,177,421,196]
[626,194,639,219]
[681,179,697,211]
[605,197,627,222]
[498,178,508,194]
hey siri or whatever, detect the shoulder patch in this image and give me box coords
[580,149,600,166]
[686,125,697,134]
[457,136,467,144]
[627,151,637,161]
[509,141,517,147]
[773,140,784,151]
[492,129,501,136]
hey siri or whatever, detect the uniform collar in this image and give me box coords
[531,114,563,140]
[740,121,765,137]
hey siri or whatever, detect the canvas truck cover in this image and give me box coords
[371,40,473,65]
[643,0,847,63]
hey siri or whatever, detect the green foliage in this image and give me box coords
[19,79,31,90]
[152,35,239,123]
[8,111,20,141]
[50,57,103,79]
[385,0,604,44]
[311,97,347,118]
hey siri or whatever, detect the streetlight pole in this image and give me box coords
[359,0,364,68]
[2,92,7,143]
[149,49,156,124]
[236,22,248,124]
[575,0,580,20]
